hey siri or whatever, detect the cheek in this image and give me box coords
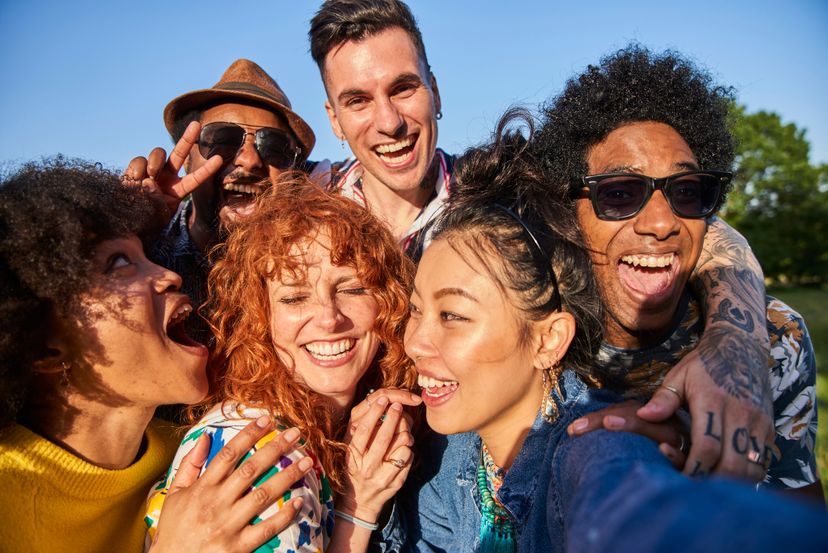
[268,306,306,345]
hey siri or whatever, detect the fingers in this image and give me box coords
[167,433,211,494]
[567,401,641,436]
[147,147,169,180]
[659,442,687,470]
[349,395,392,453]
[167,121,201,174]
[638,383,684,422]
[169,154,223,199]
[200,416,274,484]
[229,452,313,530]
[350,387,421,421]
[124,156,149,181]
[683,405,723,477]
[224,427,303,499]
[238,497,304,553]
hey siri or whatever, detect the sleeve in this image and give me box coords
[555,430,828,553]
[144,418,331,553]
[763,298,819,489]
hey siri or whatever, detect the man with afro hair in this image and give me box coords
[537,45,820,499]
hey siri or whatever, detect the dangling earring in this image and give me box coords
[60,361,71,387]
[541,365,560,423]
[435,110,443,120]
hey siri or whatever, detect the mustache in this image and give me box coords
[223,171,271,187]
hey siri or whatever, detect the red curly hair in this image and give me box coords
[193,174,415,492]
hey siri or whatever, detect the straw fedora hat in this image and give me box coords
[163,59,315,158]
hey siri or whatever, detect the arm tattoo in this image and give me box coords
[701,267,764,333]
[697,326,771,408]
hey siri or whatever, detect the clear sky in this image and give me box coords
[1,0,826,171]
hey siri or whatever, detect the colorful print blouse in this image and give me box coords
[145,404,335,552]
[594,293,818,490]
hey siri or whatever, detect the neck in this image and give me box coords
[188,208,218,252]
[477,378,545,470]
[23,390,154,469]
[360,157,440,241]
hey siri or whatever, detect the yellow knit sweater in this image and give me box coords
[0,419,181,553]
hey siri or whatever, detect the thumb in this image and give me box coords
[168,432,211,494]
[638,370,686,422]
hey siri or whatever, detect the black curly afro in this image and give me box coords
[0,157,162,426]
[534,44,735,202]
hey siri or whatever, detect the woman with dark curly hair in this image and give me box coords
[0,158,312,553]
[399,111,827,553]
[146,175,420,552]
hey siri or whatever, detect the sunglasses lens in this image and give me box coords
[256,129,298,169]
[595,176,648,219]
[199,123,245,161]
[668,173,721,217]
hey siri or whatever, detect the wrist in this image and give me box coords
[334,509,379,531]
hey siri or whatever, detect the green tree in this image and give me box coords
[723,104,828,284]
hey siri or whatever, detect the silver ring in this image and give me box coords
[677,434,689,455]
[747,450,762,464]
[385,458,406,469]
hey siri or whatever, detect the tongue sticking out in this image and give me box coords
[618,262,676,296]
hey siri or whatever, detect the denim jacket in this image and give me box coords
[386,370,828,553]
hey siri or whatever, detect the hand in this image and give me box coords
[122,121,223,222]
[337,388,422,524]
[636,329,775,482]
[567,399,690,469]
[148,416,314,553]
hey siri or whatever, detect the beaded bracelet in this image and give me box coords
[334,510,379,531]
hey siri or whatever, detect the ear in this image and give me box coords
[324,100,344,141]
[429,72,442,117]
[31,317,75,376]
[532,311,576,371]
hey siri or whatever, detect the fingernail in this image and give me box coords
[391,402,403,411]
[570,419,587,433]
[256,415,271,428]
[298,456,314,471]
[283,427,300,442]
[604,415,625,429]
[377,396,389,406]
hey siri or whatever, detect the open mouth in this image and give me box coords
[303,338,356,361]
[417,373,459,399]
[617,253,678,297]
[221,178,269,205]
[165,303,202,347]
[374,135,417,165]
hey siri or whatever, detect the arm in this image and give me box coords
[558,429,828,553]
[638,218,775,479]
[147,417,312,553]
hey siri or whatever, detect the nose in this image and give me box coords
[233,132,265,173]
[404,315,435,363]
[373,97,404,137]
[633,190,681,240]
[152,263,183,294]
[315,298,346,332]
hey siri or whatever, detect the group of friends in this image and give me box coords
[0,0,826,552]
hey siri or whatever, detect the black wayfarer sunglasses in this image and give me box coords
[198,122,301,170]
[577,170,731,221]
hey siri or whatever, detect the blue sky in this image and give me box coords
[1,0,826,171]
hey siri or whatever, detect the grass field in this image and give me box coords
[768,286,828,500]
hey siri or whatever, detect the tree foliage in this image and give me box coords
[722,104,828,284]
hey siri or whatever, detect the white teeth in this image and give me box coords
[375,136,414,154]
[620,253,675,268]
[223,183,260,194]
[169,304,192,326]
[304,339,355,360]
[417,374,458,388]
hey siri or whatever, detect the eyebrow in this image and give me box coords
[434,287,479,302]
[599,160,701,174]
[336,72,424,104]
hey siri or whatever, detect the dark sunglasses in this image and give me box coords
[578,170,731,221]
[198,122,300,169]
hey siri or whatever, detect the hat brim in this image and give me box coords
[163,88,316,159]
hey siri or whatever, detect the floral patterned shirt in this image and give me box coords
[594,293,818,490]
[145,403,335,552]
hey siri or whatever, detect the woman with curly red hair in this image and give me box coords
[146,174,420,552]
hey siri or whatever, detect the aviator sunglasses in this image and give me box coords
[577,170,731,221]
[198,122,301,169]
